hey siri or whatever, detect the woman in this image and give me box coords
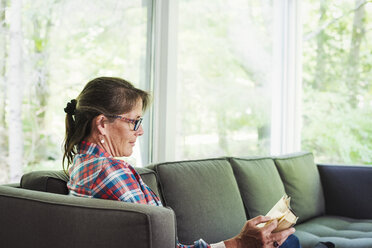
[63,77,299,248]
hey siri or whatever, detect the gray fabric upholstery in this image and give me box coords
[20,167,161,197]
[0,185,176,248]
[230,157,286,218]
[21,170,69,194]
[3,153,372,248]
[318,164,372,219]
[274,153,325,224]
[136,167,161,199]
[152,158,246,244]
[295,216,372,248]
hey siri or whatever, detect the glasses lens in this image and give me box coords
[134,118,143,131]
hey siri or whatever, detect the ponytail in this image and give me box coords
[63,99,77,173]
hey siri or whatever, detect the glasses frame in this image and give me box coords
[109,115,143,131]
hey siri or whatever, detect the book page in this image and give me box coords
[257,195,298,232]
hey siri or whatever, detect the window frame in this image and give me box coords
[270,0,303,155]
[149,0,179,163]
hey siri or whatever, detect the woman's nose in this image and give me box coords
[135,124,144,136]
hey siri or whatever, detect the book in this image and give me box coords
[258,194,298,232]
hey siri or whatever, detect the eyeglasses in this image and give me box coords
[109,115,143,131]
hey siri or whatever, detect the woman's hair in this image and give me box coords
[62,77,150,172]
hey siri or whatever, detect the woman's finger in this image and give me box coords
[248,215,272,226]
[261,218,278,233]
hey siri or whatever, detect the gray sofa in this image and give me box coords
[1,152,372,248]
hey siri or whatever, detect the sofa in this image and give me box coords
[1,152,372,248]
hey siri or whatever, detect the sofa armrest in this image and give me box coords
[0,186,176,248]
[318,164,372,219]
[1,183,20,187]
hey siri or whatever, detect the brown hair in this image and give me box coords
[62,77,150,173]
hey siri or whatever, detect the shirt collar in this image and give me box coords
[78,141,112,158]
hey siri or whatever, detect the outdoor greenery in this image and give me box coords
[176,0,371,164]
[0,0,370,183]
[177,0,273,159]
[0,0,150,183]
[302,0,372,163]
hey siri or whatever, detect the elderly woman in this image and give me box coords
[63,77,299,248]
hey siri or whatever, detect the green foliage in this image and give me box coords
[177,0,273,158]
[13,0,150,175]
[1,0,371,185]
[302,0,372,164]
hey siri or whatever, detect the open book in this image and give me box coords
[258,195,298,232]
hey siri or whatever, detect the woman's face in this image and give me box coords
[103,100,144,157]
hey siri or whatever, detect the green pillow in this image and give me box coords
[274,153,325,223]
[230,157,286,218]
[152,158,246,244]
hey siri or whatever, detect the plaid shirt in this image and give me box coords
[67,141,211,248]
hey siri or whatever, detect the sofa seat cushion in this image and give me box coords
[230,157,286,218]
[151,158,246,244]
[295,215,372,248]
[274,152,325,223]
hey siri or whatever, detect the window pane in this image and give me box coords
[176,0,274,159]
[0,0,152,183]
[301,0,372,164]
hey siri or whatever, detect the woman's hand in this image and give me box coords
[224,215,296,248]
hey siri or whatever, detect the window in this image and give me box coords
[175,0,275,159]
[301,0,372,164]
[1,0,370,184]
[0,0,153,183]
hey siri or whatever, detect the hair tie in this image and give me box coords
[64,99,77,115]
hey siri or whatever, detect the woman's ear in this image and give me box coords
[94,114,109,136]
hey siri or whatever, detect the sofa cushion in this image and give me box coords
[151,158,246,244]
[318,164,372,219]
[136,167,161,198]
[21,170,69,194]
[21,167,160,197]
[274,153,325,224]
[295,216,372,248]
[230,157,286,218]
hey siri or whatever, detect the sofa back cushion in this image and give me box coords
[21,170,69,194]
[274,152,325,223]
[151,158,246,245]
[230,157,286,218]
[136,167,161,198]
[21,167,160,197]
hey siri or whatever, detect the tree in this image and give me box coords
[0,0,7,183]
[314,0,327,90]
[302,0,371,164]
[23,0,56,166]
[346,0,366,107]
[8,0,24,182]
